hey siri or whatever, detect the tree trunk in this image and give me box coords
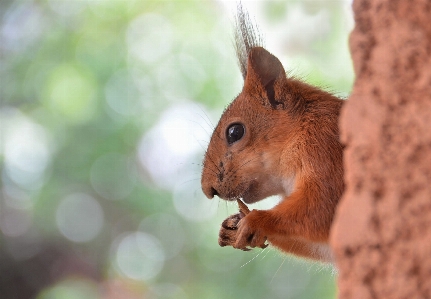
[331,0,431,298]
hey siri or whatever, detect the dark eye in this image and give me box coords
[226,123,245,145]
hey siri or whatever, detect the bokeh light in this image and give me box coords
[138,103,211,189]
[44,64,98,124]
[56,193,104,243]
[139,213,185,260]
[1,108,51,190]
[114,232,165,281]
[36,278,100,299]
[127,13,174,65]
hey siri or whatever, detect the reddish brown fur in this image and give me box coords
[201,47,344,262]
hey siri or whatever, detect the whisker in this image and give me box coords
[203,153,222,174]
[193,104,216,131]
[270,255,287,284]
[178,177,201,186]
[196,139,210,146]
[190,162,204,167]
[195,161,219,177]
[240,246,268,268]
[187,119,214,139]
[260,246,273,260]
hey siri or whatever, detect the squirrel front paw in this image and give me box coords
[218,213,246,249]
[218,210,268,251]
[235,210,268,250]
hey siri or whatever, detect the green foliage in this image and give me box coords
[0,0,353,298]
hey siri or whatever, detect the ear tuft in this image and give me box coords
[235,2,264,80]
[244,47,286,109]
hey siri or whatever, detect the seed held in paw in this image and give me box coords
[237,198,250,217]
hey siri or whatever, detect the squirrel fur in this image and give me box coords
[201,4,344,262]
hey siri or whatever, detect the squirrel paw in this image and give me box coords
[218,211,268,251]
[234,210,268,250]
[218,213,250,250]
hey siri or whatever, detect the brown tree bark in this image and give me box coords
[331,0,431,298]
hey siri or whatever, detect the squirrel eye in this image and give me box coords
[226,123,245,145]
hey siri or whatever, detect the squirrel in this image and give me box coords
[201,4,344,263]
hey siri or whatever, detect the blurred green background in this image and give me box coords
[0,0,354,298]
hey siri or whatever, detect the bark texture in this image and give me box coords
[331,0,431,298]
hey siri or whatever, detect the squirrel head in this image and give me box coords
[201,47,301,203]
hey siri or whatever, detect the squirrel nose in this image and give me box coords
[202,185,219,199]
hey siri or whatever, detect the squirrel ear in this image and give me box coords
[243,47,286,109]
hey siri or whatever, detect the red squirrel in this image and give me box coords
[201,4,344,262]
